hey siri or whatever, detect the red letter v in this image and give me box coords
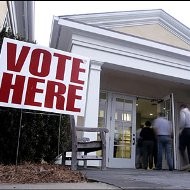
[7,42,30,72]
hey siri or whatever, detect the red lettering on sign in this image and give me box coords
[29,49,51,77]
[54,53,71,80]
[0,73,25,104]
[7,42,30,72]
[24,77,45,107]
[66,85,82,112]
[44,81,66,110]
[70,58,85,84]
[0,39,89,115]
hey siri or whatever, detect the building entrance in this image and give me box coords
[136,94,176,169]
[98,91,176,169]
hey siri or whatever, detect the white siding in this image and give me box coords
[113,24,190,50]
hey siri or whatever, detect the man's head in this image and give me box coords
[145,121,151,127]
[180,104,188,109]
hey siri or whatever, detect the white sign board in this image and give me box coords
[0,38,90,116]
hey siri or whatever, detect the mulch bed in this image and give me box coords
[0,163,87,184]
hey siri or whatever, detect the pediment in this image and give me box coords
[61,9,190,50]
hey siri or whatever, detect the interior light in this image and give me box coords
[150,113,153,116]
[136,103,138,106]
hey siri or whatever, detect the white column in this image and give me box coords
[84,60,103,140]
[82,60,103,167]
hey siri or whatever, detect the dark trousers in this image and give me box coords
[153,139,158,167]
[179,128,190,163]
[142,140,154,169]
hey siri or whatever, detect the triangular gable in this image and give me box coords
[61,9,190,51]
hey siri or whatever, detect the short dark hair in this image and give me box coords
[145,121,151,126]
[180,104,188,109]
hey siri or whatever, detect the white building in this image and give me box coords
[50,9,190,170]
[0,1,34,42]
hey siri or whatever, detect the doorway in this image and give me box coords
[136,97,158,169]
[98,91,175,169]
[136,97,158,129]
[136,94,176,169]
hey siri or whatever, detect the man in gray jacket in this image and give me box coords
[179,104,190,164]
[153,112,173,171]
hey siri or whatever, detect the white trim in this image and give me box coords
[71,35,190,71]
[70,41,190,85]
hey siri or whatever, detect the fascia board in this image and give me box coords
[57,18,190,58]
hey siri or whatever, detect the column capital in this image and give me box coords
[90,60,104,71]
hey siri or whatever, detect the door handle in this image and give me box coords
[132,134,135,145]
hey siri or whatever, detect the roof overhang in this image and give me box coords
[50,15,190,59]
[59,9,190,45]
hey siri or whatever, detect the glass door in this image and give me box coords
[108,93,136,168]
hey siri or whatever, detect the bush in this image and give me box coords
[0,27,35,52]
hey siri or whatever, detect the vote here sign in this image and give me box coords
[0,38,90,116]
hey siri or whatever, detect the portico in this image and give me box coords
[50,9,190,170]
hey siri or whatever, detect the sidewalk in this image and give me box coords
[0,182,118,189]
[81,167,190,189]
[1,168,190,189]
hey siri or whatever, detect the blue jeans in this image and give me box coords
[156,135,173,170]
